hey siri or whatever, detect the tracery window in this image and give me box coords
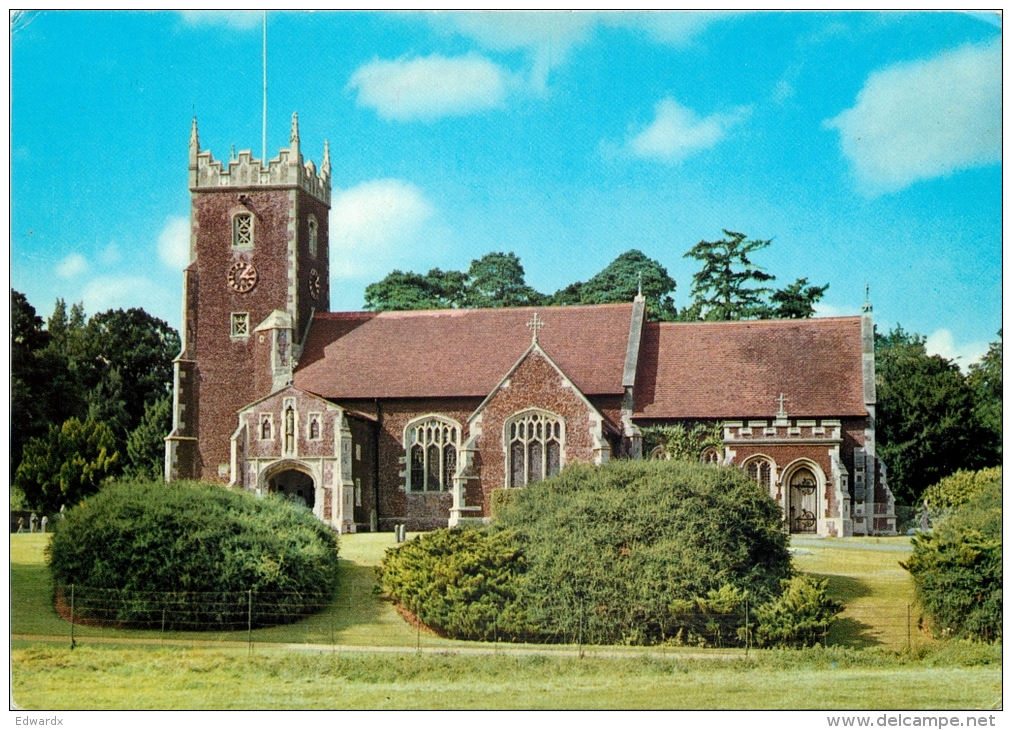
[230,312,249,339]
[406,417,460,492]
[701,447,721,465]
[232,213,253,249]
[744,456,775,494]
[507,411,564,488]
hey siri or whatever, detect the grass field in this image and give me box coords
[11,531,1002,710]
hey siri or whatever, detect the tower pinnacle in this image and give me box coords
[322,140,331,179]
[289,112,300,160]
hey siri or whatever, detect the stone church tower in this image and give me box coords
[165,114,331,483]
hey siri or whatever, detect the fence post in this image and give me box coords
[161,607,167,645]
[416,619,421,655]
[907,603,911,651]
[578,599,585,660]
[69,584,76,650]
[247,589,253,653]
[744,597,750,658]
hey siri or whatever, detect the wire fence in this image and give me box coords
[40,584,931,654]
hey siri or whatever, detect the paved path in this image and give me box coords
[790,538,914,553]
[12,633,746,661]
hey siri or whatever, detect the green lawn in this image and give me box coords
[11,531,1002,709]
[11,644,1001,710]
[789,535,928,650]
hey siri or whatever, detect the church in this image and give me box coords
[164,116,897,538]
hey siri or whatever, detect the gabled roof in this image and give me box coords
[633,317,867,419]
[295,304,635,400]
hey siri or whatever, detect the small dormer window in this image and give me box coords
[233,213,253,248]
[308,215,318,257]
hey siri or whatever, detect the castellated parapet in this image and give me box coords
[188,113,331,205]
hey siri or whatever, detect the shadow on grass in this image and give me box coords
[806,572,887,648]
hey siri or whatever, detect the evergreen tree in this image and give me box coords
[15,417,119,513]
[967,331,1002,457]
[875,326,998,505]
[126,394,173,480]
[769,278,829,319]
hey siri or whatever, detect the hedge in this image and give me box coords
[47,480,340,629]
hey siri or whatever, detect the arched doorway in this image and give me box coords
[788,467,818,534]
[268,468,316,510]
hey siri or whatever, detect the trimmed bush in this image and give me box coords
[379,527,528,641]
[47,480,339,629]
[380,460,816,647]
[902,479,1001,642]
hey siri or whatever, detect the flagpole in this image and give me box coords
[262,10,267,163]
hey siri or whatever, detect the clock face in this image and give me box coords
[227,261,258,293]
[308,268,321,300]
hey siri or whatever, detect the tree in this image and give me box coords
[75,308,180,436]
[875,326,998,506]
[11,291,85,480]
[125,394,172,480]
[14,417,119,513]
[463,252,546,308]
[550,249,678,320]
[364,268,467,311]
[682,230,777,320]
[967,331,1001,457]
[769,278,829,319]
[681,231,828,321]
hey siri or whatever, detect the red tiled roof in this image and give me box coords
[295,304,634,399]
[633,317,867,419]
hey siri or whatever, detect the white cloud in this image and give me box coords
[82,276,176,323]
[158,216,192,269]
[812,302,859,318]
[329,180,436,277]
[825,40,1000,195]
[627,98,749,163]
[180,11,262,31]
[433,12,719,90]
[348,54,510,122]
[56,253,88,279]
[924,329,989,372]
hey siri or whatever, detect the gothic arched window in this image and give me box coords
[406,417,460,492]
[701,447,721,465]
[506,410,564,488]
[744,456,775,495]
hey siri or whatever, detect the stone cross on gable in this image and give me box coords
[776,393,788,419]
[526,312,545,344]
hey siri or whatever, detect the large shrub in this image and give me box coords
[497,461,792,645]
[379,527,528,641]
[921,467,1001,520]
[902,479,1001,642]
[380,460,813,646]
[47,480,339,629]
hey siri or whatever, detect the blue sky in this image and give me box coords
[10,11,1002,367]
